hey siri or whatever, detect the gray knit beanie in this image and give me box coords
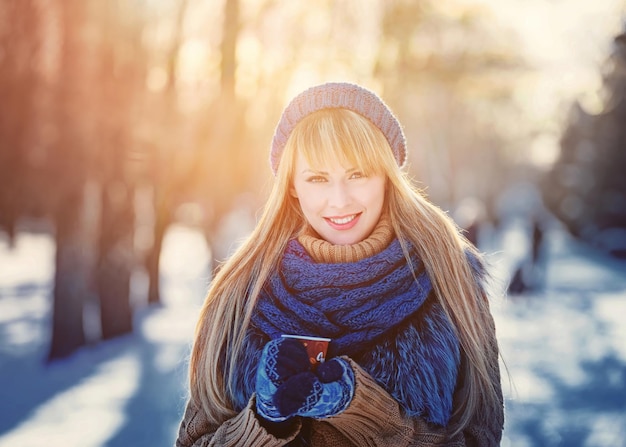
[270,82,407,175]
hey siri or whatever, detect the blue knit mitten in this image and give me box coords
[256,338,311,422]
[274,358,355,419]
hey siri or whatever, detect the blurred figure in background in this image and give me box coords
[453,196,487,248]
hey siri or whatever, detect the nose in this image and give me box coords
[328,181,351,208]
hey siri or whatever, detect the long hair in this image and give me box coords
[188,108,500,434]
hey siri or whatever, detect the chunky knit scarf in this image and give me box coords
[250,237,461,425]
[253,238,430,356]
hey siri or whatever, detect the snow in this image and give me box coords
[490,222,626,447]
[0,225,205,447]
[1,220,625,446]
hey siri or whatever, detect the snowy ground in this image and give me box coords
[486,220,626,447]
[0,220,625,447]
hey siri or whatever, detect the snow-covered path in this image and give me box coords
[489,224,626,447]
[0,221,625,446]
[0,225,208,447]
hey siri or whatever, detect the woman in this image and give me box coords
[176,82,504,446]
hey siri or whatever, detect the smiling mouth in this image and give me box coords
[327,214,359,225]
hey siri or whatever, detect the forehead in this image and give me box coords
[294,151,355,173]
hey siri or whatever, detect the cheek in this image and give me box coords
[363,181,386,207]
[298,189,321,212]
[377,185,387,206]
[292,183,314,211]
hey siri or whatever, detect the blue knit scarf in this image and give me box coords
[249,237,461,425]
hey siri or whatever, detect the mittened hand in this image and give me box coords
[265,338,311,384]
[258,355,355,421]
[316,357,345,383]
[256,338,355,422]
[256,338,311,422]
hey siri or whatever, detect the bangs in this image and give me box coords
[288,109,391,175]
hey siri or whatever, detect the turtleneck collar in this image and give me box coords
[297,213,394,263]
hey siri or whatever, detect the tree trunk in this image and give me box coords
[93,0,142,338]
[145,0,189,304]
[147,195,169,304]
[98,181,134,339]
[0,0,41,247]
[48,188,88,360]
[47,0,91,361]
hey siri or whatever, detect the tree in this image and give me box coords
[374,0,523,211]
[93,1,147,339]
[0,0,42,245]
[144,0,190,305]
[47,0,92,360]
[543,27,626,257]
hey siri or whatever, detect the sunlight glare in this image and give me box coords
[529,133,560,169]
[146,66,168,92]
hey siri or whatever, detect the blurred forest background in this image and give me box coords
[0,0,625,362]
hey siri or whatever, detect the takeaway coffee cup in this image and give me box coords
[281,334,331,366]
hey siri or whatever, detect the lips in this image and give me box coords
[325,213,361,230]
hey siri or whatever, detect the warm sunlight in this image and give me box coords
[467,0,625,167]
[2,1,626,445]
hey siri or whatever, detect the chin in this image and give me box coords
[327,234,364,246]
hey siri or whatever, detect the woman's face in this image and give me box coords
[291,152,386,245]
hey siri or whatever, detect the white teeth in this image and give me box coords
[329,215,356,225]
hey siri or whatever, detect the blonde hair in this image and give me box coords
[188,109,500,434]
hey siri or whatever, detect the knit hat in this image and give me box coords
[270,82,407,175]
